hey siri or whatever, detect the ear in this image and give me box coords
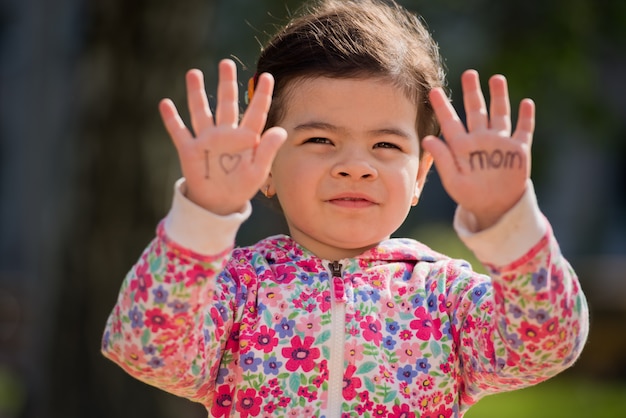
[412,151,434,206]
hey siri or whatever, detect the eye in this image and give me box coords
[304,137,333,145]
[374,142,401,150]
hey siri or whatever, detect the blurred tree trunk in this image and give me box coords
[52,1,221,417]
[0,0,84,416]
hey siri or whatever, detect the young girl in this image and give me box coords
[102,0,588,416]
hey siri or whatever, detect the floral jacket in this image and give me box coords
[102,180,588,418]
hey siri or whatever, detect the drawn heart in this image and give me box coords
[219,153,241,174]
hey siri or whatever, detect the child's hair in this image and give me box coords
[254,0,447,142]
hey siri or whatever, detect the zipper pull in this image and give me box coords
[328,261,346,303]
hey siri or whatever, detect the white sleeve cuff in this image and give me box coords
[163,178,252,255]
[453,181,547,267]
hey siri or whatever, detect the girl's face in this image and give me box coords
[267,77,432,260]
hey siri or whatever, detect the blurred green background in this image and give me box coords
[1,0,625,417]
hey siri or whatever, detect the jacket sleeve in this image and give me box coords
[101,178,251,402]
[450,181,589,407]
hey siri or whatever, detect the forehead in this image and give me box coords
[278,76,419,134]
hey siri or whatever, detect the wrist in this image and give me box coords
[183,180,248,216]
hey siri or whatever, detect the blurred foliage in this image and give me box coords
[466,374,626,418]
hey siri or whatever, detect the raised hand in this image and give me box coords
[422,70,535,230]
[159,59,287,215]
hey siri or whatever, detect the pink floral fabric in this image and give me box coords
[102,223,588,417]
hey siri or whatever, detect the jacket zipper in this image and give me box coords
[327,261,345,418]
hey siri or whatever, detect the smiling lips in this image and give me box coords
[327,194,377,208]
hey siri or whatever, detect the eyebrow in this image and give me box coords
[293,121,413,140]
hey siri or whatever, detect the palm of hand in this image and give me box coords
[423,70,535,230]
[159,60,286,215]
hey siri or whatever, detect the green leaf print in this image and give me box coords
[141,328,150,346]
[191,363,200,376]
[315,330,331,344]
[150,257,161,274]
[383,390,397,403]
[364,376,376,392]
[356,361,377,374]
[263,308,273,326]
[430,340,442,357]
[289,372,301,393]
[323,346,330,359]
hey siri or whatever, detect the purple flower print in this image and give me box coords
[277,317,295,338]
[531,268,549,291]
[240,352,262,372]
[263,356,283,375]
[397,365,417,383]
[129,306,143,328]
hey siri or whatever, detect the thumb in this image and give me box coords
[421,135,459,177]
[253,126,287,169]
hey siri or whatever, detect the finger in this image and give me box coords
[429,87,466,143]
[512,98,535,146]
[462,70,488,132]
[253,126,287,169]
[421,135,461,176]
[240,72,274,135]
[159,98,193,149]
[488,74,511,134]
[186,69,214,135]
[215,59,239,127]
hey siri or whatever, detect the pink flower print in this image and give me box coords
[235,388,262,418]
[130,262,152,303]
[354,309,364,322]
[541,317,559,336]
[399,329,413,341]
[184,263,214,287]
[143,308,171,332]
[210,385,234,417]
[273,264,297,284]
[360,316,383,346]
[423,404,453,418]
[560,297,573,318]
[389,403,416,418]
[296,313,322,334]
[372,404,388,417]
[347,344,364,362]
[398,300,413,314]
[380,297,397,317]
[263,401,277,414]
[282,335,320,372]
[252,325,278,353]
[343,364,362,401]
[396,341,422,364]
[550,267,565,294]
[316,291,332,313]
[225,323,241,353]
[518,320,544,343]
[410,307,442,341]
[295,258,318,272]
[123,343,146,366]
[438,294,451,313]
[262,289,284,307]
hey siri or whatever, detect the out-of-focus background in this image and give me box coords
[1,0,625,417]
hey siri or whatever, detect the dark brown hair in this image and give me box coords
[254,0,447,140]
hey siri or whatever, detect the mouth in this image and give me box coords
[327,194,377,208]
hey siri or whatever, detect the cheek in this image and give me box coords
[272,153,314,195]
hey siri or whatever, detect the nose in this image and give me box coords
[330,153,378,180]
